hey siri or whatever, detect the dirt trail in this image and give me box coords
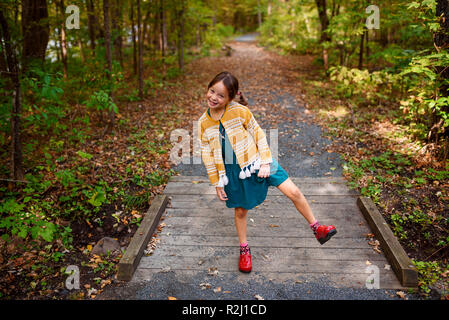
[175,40,343,178]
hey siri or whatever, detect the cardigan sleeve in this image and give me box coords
[198,121,220,187]
[241,106,273,165]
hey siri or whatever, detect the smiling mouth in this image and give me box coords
[209,100,218,106]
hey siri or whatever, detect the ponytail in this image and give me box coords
[236,91,248,106]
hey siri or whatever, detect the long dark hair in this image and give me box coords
[207,71,248,106]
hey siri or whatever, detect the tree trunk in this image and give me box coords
[112,0,123,67]
[103,0,115,134]
[59,0,68,78]
[137,0,144,99]
[142,4,152,49]
[177,0,185,71]
[257,0,262,28]
[0,10,24,184]
[366,29,370,64]
[160,0,167,57]
[86,0,96,54]
[130,0,137,75]
[315,0,331,71]
[434,0,449,158]
[358,29,365,69]
[21,0,49,67]
[77,36,85,63]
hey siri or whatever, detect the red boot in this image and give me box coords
[239,247,252,273]
[315,225,337,245]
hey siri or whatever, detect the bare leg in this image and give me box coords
[234,207,249,244]
[276,178,316,224]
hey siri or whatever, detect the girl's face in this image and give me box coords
[206,80,230,110]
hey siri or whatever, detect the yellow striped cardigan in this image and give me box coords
[197,101,273,187]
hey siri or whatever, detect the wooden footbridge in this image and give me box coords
[126,175,414,293]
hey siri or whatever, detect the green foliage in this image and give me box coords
[258,0,318,54]
[329,66,402,105]
[215,23,235,39]
[0,199,57,243]
[399,51,449,140]
[84,90,118,114]
[413,260,448,295]
[20,66,66,134]
[87,187,107,207]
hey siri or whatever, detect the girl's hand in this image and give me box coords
[258,164,270,178]
[216,187,228,201]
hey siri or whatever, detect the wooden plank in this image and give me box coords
[117,195,169,281]
[132,268,406,289]
[157,216,370,234]
[138,255,388,275]
[165,205,366,219]
[149,234,373,249]
[145,245,387,262]
[357,197,418,288]
[164,181,359,196]
[167,195,359,206]
[169,195,358,208]
[168,175,347,184]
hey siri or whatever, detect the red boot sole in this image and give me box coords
[318,229,337,245]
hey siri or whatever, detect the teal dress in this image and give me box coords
[208,108,289,210]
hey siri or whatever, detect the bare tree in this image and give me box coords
[58,0,68,78]
[103,0,115,134]
[21,0,49,67]
[177,0,185,71]
[86,0,96,54]
[112,0,123,67]
[434,0,449,158]
[160,0,167,57]
[137,0,144,99]
[315,0,331,71]
[130,0,137,75]
[0,10,24,184]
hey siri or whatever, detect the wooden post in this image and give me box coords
[357,197,418,287]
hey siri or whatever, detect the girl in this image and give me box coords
[197,71,337,273]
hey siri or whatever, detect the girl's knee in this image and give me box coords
[235,207,248,218]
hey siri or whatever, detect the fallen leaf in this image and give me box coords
[396,291,406,299]
[254,294,265,300]
[199,282,211,290]
[269,224,279,228]
[168,296,177,300]
[208,267,219,276]
[373,247,382,254]
[261,253,271,261]
[213,287,222,293]
[100,279,111,288]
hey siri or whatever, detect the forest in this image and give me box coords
[0,0,448,300]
